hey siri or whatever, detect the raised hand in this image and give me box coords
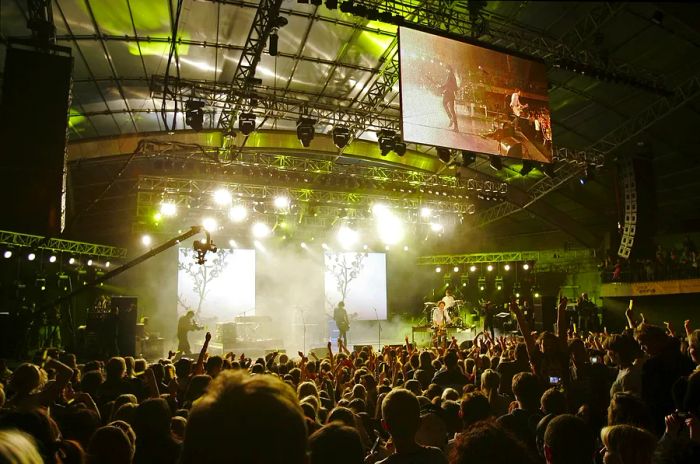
[205,332,212,342]
[685,319,692,336]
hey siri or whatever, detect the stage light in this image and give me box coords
[202,217,218,232]
[252,222,271,238]
[515,292,520,298]
[520,160,535,176]
[534,292,540,298]
[321,243,329,250]
[332,126,351,149]
[487,264,493,272]
[453,266,459,273]
[28,253,36,261]
[213,189,232,206]
[105,261,110,268]
[420,207,432,218]
[363,244,368,250]
[523,263,530,270]
[404,245,409,251]
[160,201,177,217]
[430,223,443,232]
[372,203,390,217]
[229,239,237,248]
[470,265,477,272]
[239,112,256,135]
[489,155,502,170]
[141,235,152,247]
[504,264,510,271]
[436,147,451,163]
[69,257,76,265]
[274,195,290,209]
[377,214,404,245]
[337,226,359,249]
[377,129,396,156]
[48,255,56,263]
[435,267,441,273]
[394,140,406,156]
[480,285,485,291]
[300,242,308,249]
[3,250,12,259]
[229,205,248,222]
[296,116,316,147]
[497,284,502,291]
[461,150,477,166]
[385,245,390,251]
[185,100,205,131]
[87,259,93,266]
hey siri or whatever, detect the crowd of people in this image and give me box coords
[601,238,699,283]
[0,297,699,464]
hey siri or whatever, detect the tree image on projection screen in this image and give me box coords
[326,252,367,305]
[177,248,232,316]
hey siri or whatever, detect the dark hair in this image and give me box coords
[606,335,641,365]
[543,415,594,464]
[541,388,567,416]
[308,423,363,464]
[451,420,536,464]
[608,393,651,430]
[460,392,492,428]
[512,372,541,410]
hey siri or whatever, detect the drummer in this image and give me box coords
[441,288,456,312]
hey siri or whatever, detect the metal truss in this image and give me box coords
[417,248,598,267]
[217,0,283,132]
[135,175,475,230]
[0,230,127,259]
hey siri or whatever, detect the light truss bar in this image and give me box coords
[417,248,597,266]
[0,230,127,258]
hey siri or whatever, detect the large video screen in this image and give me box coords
[177,248,255,322]
[398,27,553,162]
[324,252,388,321]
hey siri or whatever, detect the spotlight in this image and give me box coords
[160,201,177,217]
[520,160,535,176]
[296,116,316,147]
[436,147,451,163]
[487,264,493,272]
[252,222,271,238]
[213,189,232,206]
[363,245,368,250]
[300,242,308,249]
[105,261,111,268]
[69,257,76,265]
[470,265,477,272]
[229,205,248,222]
[453,266,459,273]
[430,223,443,232]
[377,213,405,245]
[274,196,291,209]
[239,112,256,135]
[27,253,36,261]
[461,150,477,166]
[377,130,396,156]
[321,243,329,250]
[332,126,351,149]
[403,245,409,251]
[48,255,56,263]
[141,235,152,247]
[435,267,442,273]
[393,140,406,156]
[3,250,12,259]
[534,291,540,298]
[580,164,595,185]
[337,226,359,249]
[504,264,510,271]
[229,239,237,248]
[87,259,93,266]
[523,263,530,271]
[420,207,432,218]
[202,218,218,232]
[489,155,502,170]
[372,203,390,217]
[185,100,205,131]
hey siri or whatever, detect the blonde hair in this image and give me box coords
[0,430,43,464]
[601,425,656,464]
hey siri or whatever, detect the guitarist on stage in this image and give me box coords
[432,301,452,347]
[334,301,350,346]
[441,65,459,131]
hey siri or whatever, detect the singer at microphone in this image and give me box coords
[177,310,203,356]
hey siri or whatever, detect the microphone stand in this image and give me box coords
[373,307,381,350]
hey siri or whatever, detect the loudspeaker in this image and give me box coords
[0,45,73,236]
[499,137,523,158]
[113,296,137,357]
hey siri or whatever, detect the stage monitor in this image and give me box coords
[177,248,255,322]
[324,252,388,321]
[398,26,553,163]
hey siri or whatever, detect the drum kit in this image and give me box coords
[423,300,466,329]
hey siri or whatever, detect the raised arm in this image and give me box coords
[510,299,536,360]
[625,300,637,329]
[194,332,212,375]
[38,357,74,405]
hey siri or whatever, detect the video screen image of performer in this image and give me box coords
[334,301,350,346]
[432,301,452,347]
[399,26,553,163]
[177,310,203,356]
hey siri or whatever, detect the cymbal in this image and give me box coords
[424,302,437,306]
